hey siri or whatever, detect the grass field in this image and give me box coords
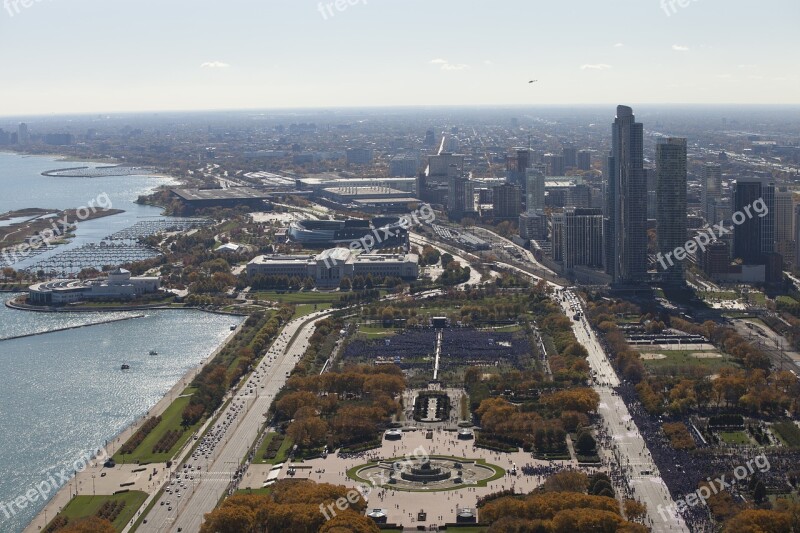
[719,431,752,445]
[252,433,294,465]
[358,325,397,339]
[113,388,201,464]
[51,491,148,532]
[640,350,735,374]
[294,303,330,319]
[773,421,800,447]
[253,291,342,304]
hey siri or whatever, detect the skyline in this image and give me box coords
[0,0,798,115]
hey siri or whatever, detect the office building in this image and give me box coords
[577,150,591,171]
[525,166,546,212]
[544,154,565,176]
[702,163,722,220]
[506,148,531,185]
[562,147,577,169]
[428,153,465,180]
[775,188,795,265]
[447,176,474,219]
[552,208,604,270]
[731,179,774,265]
[605,105,648,286]
[17,123,30,145]
[390,155,419,177]
[346,148,374,165]
[519,211,547,241]
[28,268,160,305]
[492,183,522,220]
[656,137,688,286]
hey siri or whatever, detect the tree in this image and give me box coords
[753,480,767,504]
[287,417,328,448]
[60,517,115,533]
[200,504,256,533]
[339,277,352,291]
[543,471,589,493]
[575,431,596,455]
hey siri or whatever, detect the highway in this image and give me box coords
[560,289,689,532]
[136,310,333,533]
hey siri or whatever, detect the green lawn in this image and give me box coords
[294,302,330,319]
[50,491,148,532]
[253,291,342,304]
[253,433,294,465]
[113,388,201,464]
[640,350,736,374]
[772,421,800,447]
[358,325,397,339]
[719,431,752,445]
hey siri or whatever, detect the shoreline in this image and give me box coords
[5,297,248,316]
[22,321,244,533]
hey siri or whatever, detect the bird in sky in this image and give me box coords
[529,80,538,83]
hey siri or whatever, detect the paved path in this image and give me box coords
[559,289,689,532]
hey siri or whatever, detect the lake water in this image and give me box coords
[0,153,241,532]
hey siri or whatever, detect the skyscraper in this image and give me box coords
[605,105,647,286]
[17,123,29,145]
[545,154,565,176]
[553,208,604,270]
[562,147,577,169]
[656,137,688,286]
[525,166,546,213]
[775,188,794,264]
[731,179,773,264]
[447,175,473,219]
[492,183,522,220]
[577,150,591,171]
[702,163,722,221]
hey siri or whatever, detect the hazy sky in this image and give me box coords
[1,0,798,115]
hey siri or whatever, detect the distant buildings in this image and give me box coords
[17,123,29,145]
[605,105,648,286]
[346,148,374,165]
[732,179,772,264]
[506,148,531,185]
[562,147,577,169]
[656,137,688,286]
[246,248,419,288]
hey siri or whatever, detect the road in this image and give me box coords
[136,310,333,533]
[559,289,689,532]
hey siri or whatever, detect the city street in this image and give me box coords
[135,310,333,533]
[560,290,689,532]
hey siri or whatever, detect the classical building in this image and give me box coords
[28,269,161,305]
[247,248,419,288]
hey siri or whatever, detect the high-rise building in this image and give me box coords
[794,205,800,267]
[17,123,30,145]
[447,176,474,219]
[492,183,522,220]
[577,150,591,171]
[390,155,419,177]
[605,105,648,286]
[428,153,464,180]
[525,166,546,213]
[775,188,795,265]
[656,137,688,286]
[562,147,577,169]
[544,154,565,176]
[702,163,722,220]
[761,183,775,256]
[506,148,531,185]
[731,179,774,264]
[519,211,547,241]
[553,208,604,270]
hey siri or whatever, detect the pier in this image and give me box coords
[0,314,145,342]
